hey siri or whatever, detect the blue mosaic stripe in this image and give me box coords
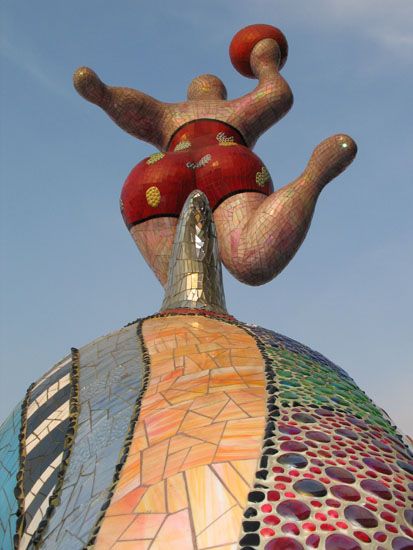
[0,402,22,550]
[38,323,147,549]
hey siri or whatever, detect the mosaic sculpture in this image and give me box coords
[1,23,412,550]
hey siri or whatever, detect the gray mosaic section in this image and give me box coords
[36,323,145,549]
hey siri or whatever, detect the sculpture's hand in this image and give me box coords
[228,25,293,147]
[73,67,166,149]
[73,67,110,108]
[230,24,288,77]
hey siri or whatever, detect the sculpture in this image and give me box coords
[73,24,356,286]
[0,24,412,550]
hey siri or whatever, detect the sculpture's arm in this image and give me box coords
[230,38,293,147]
[73,67,169,150]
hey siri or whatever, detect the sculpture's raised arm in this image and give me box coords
[228,26,293,148]
[73,67,168,149]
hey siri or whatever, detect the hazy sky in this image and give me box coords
[1,1,412,434]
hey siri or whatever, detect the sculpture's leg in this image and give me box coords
[214,134,357,285]
[130,217,178,286]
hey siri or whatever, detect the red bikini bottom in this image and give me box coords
[120,121,273,228]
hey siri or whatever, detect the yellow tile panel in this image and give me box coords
[151,509,194,550]
[166,472,188,513]
[120,513,165,540]
[196,505,243,549]
[185,465,236,535]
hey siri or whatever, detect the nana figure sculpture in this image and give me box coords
[1,24,411,550]
[73,24,356,286]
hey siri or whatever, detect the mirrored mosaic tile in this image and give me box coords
[38,323,146,549]
[161,190,227,314]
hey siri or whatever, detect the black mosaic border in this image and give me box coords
[14,382,35,550]
[236,327,281,549]
[86,319,151,548]
[29,348,80,549]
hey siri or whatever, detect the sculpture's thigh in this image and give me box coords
[130,217,178,286]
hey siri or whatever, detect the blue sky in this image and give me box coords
[1,0,412,434]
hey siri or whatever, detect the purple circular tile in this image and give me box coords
[363,457,392,475]
[336,428,359,440]
[360,479,392,500]
[330,484,360,502]
[397,460,413,475]
[306,431,331,442]
[344,504,378,528]
[279,424,301,435]
[277,453,308,469]
[292,413,317,423]
[280,441,308,452]
[392,537,413,550]
[293,479,327,497]
[264,537,304,550]
[325,534,362,550]
[325,467,356,484]
[404,509,413,527]
[276,499,311,521]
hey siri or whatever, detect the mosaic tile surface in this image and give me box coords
[238,324,413,549]
[2,314,411,548]
[1,19,409,550]
[73,24,356,287]
[18,355,74,549]
[161,190,227,314]
[37,323,146,549]
[93,315,267,549]
[0,402,22,550]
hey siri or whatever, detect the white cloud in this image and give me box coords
[244,0,413,61]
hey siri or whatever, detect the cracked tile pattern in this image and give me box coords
[238,325,413,549]
[37,323,146,550]
[0,402,22,550]
[19,356,72,549]
[94,314,267,549]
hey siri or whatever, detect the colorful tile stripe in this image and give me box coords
[237,324,413,549]
[39,324,147,549]
[14,354,73,549]
[24,350,79,548]
[93,314,267,549]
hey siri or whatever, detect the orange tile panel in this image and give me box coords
[120,513,165,540]
[95,315,266,548]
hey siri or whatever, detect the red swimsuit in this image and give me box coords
[120,120,273,228]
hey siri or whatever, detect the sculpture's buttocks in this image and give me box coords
[121,120,273,228]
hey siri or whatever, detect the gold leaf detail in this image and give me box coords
[256,166,270,187]
[174,140,191,151]
[146,152,165,165]
[216,131,236,146]
[146,186,161,208]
